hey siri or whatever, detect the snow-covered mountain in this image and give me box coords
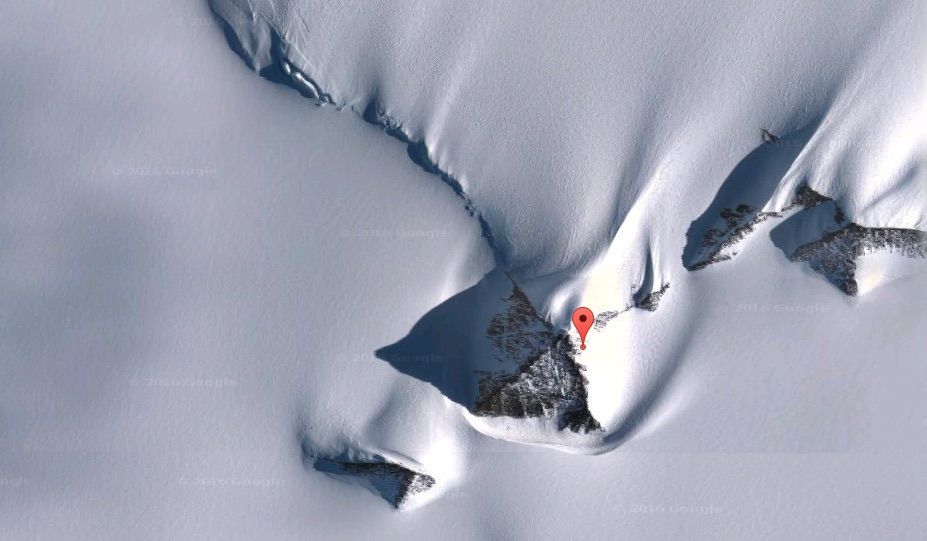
[1,0,925,538]
[209,0,925,446]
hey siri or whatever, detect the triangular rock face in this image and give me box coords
[313,456,436,510]
[687,180,927,295]
[485,285,556,363]
[790,224,927,295]
[477,283,601,433]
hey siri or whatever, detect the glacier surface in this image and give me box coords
[1,0,925,538]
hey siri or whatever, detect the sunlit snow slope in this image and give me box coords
[211,0,925,277]
[210,0,926,449]
[1,0,926,538]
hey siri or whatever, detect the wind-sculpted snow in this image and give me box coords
[211,6,504,261]
[6,0,927,535]
[210,0,926,449]
[210,0,924,283]
[208,0,926,511]
[685,184,831,271]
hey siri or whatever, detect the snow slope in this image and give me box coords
[210,0,926,449]
[211,0,925,277]
[0,0,925,538]
[1,0,490,534]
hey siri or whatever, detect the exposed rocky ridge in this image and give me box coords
[790,224,927,295]
[311,454,436,510]
[477,282,600,433]
[594,282,671,329]
[761,128,781,144]
[686,186,831,271]
[635,282,670,311]
[688,182,926,294]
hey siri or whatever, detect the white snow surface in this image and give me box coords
[208,0,927,444]
[212,0,926,279]
[1,0,926,539]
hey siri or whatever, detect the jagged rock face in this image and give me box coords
[634,282,670,312]
[592,310,621,330]
[593,282,671,329]
[791,185,832,209]
[477,284,600,433]
[687,203,772,270]
[687,182,926,294]
[790,224,927,295]
[686,186,829,271]
[761,128,780,144]
[313,456,436,510]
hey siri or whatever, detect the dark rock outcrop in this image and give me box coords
[690,181,926,295]
[790,224,927,295]
[312,455,436,510]
[761,128,780,144]
[593,282,671,330]
[634,282,670,312]
[686,186,831,271]
[477,283,601,432]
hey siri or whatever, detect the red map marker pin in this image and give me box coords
[571,307,594,350]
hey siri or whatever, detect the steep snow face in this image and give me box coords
[210,0,925,290]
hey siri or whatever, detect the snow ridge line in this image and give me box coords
[212,11,504,264]
[359,100,504,263]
